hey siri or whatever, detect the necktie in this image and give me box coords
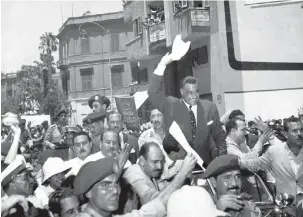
[189,105,196,140]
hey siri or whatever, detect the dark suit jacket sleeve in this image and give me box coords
[148,74,167,113]
[210,103,227,156]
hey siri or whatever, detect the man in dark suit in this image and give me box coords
[148,52,227,166]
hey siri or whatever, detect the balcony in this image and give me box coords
[171,7,210,44]
[148,22,167,55]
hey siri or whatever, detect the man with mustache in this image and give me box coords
[148,51,227,166]
[123,142,195,205]
[239,116,303,213]
[108,111,139,164]
[74,155,196,217]
[65,132,92,177]
[83,110,107,154]
[202,154,261,217]
[83,130,132,169]
[138,109,165,151]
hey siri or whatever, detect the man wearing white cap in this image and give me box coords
[34,157,71,209]
[167,186,229,217]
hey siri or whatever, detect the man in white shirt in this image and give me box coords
[84,129,132,169]
[65,131,92,177]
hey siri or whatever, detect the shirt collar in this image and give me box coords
[182,99,197,110]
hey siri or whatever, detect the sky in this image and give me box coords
[1,0,123,74]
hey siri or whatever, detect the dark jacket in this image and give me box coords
[148,74,227,165]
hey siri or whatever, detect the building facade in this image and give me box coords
[123,0,303,120]
[57,12,134,125]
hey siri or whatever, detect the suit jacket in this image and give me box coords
[241,142,303,197]
[148,74,227,165]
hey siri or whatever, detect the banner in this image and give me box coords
[115,96,140,131]
[21,115,51,127]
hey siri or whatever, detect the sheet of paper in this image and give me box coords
[169,121,204,169]
[133,90,149,110]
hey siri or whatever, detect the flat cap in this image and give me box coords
[19,119,26,125]
[83,111,106,125]
[41,120,48,125]
[73,157,116,195]
[88,95,110,110]
[201,154,240,179]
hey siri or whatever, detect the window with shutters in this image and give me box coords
[110,34,120,52]
[80,68,93,90]
[80,35,90,55]
[67,70,70,93]
[133,18,142,37]
[111,65,124,89]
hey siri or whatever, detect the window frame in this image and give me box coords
[80,35,90,55]
[80,68,94,91]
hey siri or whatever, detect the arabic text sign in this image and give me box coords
[115,96,140,131]
[149,22,166,43]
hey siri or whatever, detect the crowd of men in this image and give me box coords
[1,43,303,217]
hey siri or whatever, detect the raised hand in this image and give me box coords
[116,143,132,170]
[217,195,244,211]
[180,153,197,176]
[253,116,269,132]
[171,34,191,61]
[258,129,274,145]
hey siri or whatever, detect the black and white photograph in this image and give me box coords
[1,0,303,216]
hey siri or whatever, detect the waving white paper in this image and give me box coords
[170,35,191,61]
[169,121,204,168]
[133,90,149,110]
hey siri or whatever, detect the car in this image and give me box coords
[192,170,298,217]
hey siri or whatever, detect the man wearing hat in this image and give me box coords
[83,111,107,154]
[88,94,111,113]
[202,154,261,217]
[43,109,70,160]
[43,109,67,149]
[34,157,71,209]
[74,157,167,217]
[1,155,40,208]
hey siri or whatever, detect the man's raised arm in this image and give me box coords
[148,53,173,113]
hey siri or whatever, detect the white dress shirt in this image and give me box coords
[182,100,197,125]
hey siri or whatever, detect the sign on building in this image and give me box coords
[149,22,166,43]
[191,9,210,26]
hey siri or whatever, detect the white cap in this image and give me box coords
[42,157,71,184]
[167,186,229,217]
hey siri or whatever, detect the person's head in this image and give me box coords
[2,165,35,197]
[42,121,49,130]
[42,158,71,189]
[49,188,81,217]
[180,76,199,106]
[139,142,165,178]
[283,116,303,148]
[100,130,120,158]
[84,112,106,137]
[73,158,121,215]
[202,155,243,198]
[86,174,120,215]
[150,109,164,130]
[72,132,92,161]
[229,110,245,120]
[56,110,67,125]
[107,112,123,133]
[64,126,81,147]
[30,127,37,136]
[163,134,186,161]
[226,117,247,145]
[88,95,110,112]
